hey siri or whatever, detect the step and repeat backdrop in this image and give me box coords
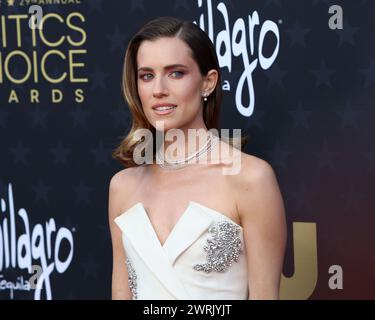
[0,0,374,300]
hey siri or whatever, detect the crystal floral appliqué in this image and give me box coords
[125,257,138,299]
[193,220,243,273]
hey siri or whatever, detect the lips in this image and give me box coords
[153,106,177,115]
[152,103,177,110]
[152,103,177,115]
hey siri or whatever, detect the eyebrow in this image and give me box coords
[137,64,188,73]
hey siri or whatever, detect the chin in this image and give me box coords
[152,119,180,132]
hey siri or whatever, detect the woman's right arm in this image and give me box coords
[108,171,133,300]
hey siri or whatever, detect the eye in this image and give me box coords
[139,71,184,81]
[139,73,153,81]
[170,71,184,78]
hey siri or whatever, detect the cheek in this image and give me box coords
[177,79,201,103]
[137,82,147,100]
[137,84,151,114]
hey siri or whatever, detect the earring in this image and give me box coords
[202,92,208,101]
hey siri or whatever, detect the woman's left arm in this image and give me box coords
[235,156,287,300]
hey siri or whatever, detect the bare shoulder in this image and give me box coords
[216,141,276,193]
[215,140,272,175]
[228,151,275,187]
[228,152,283,219]
[239,152,275,184]
[109,166,143,190]
[108,165,145,219]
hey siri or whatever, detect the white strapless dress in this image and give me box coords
[114,200,249,300]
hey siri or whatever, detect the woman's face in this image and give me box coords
[136,37,211,132]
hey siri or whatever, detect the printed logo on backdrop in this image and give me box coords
[0,183,74,300]
[194,0,280,117]
[0,0,88,104]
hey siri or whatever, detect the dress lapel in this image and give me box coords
[162,202,213,265]
[114,203,193,300]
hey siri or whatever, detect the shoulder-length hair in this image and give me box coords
[112,16,248,168]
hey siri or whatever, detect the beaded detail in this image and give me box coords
[193,220,243,273]
[125,257,138,299]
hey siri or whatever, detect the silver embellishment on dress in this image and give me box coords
[193,220,242,273]
[125,257,138,299]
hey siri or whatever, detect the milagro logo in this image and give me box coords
[0,183,74,300]
[195,0,280,117]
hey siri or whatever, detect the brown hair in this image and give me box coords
[112,16,248,168]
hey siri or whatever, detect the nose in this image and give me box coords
[152,75,169,97]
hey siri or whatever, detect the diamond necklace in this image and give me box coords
[155,131,220,170]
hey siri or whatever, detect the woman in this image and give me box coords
[109,16,286,300]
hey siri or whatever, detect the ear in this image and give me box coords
[201,69,219,95]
